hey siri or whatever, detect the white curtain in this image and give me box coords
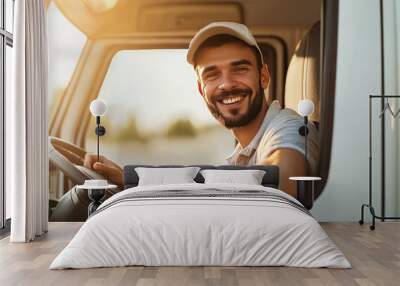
[7,0,49,242]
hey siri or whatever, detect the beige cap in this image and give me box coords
[187,21,264,66]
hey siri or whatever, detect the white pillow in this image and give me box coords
[135,167,200,186]
[200,169,266,185]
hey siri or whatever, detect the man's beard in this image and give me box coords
[206,85,264,129]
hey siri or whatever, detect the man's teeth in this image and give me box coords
[222,96,243,105]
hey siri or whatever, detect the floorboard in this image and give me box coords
[0,222,399,286]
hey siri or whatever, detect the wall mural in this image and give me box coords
[47,1,322,221]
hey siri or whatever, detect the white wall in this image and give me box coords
[312,0,382,221]
[383,0,400,217]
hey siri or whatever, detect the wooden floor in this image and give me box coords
[0,222,399,286]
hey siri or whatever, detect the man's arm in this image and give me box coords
[258,148,307,198]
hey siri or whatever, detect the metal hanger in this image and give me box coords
[379,99,400,118]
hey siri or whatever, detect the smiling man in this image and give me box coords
[187,22,319,197]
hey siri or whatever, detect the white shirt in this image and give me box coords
[226,100,319,174]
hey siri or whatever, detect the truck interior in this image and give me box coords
[46,0,338,215]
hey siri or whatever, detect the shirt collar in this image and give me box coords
[225,100,281,164]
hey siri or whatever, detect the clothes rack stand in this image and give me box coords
[360,95,400,230]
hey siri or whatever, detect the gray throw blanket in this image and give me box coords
[90,188,311,218]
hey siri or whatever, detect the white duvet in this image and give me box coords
[50,183,351,269]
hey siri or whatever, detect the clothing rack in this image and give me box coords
[360,95,400,230]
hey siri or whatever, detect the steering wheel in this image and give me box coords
[48,136,105,185]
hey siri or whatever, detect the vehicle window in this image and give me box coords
[47,2,86,118]
[85,49,235,165]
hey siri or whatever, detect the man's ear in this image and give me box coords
[197,80,204,97]
[260,64,270,90]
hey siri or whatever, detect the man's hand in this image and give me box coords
[259,148,307,198]
[83,154,123,188]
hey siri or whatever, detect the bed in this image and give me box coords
[50,165,350,269]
